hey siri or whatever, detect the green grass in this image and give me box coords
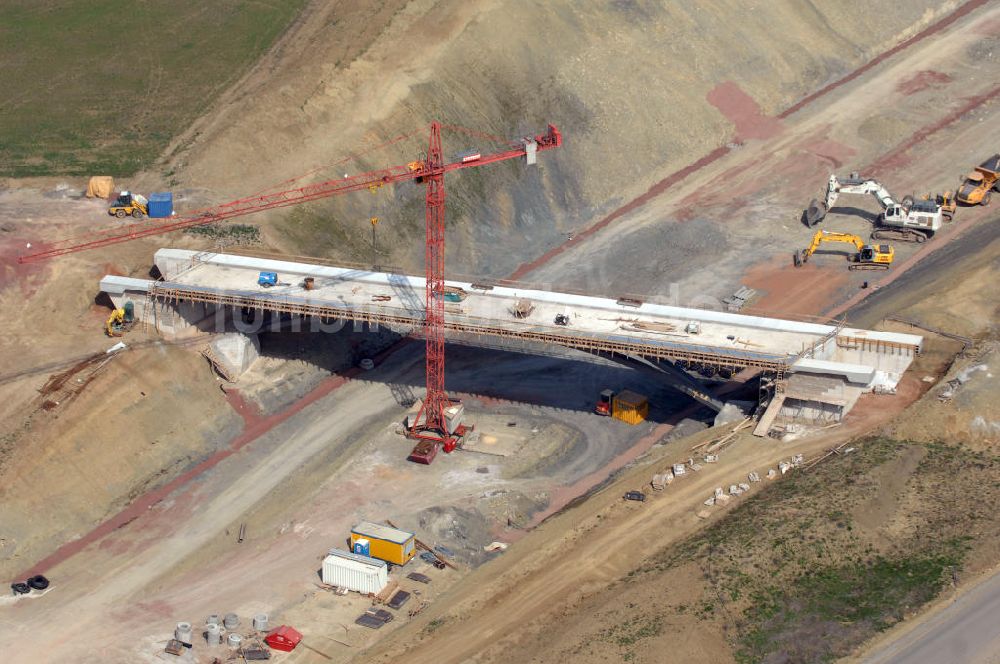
[736,546,966,664]
[0,0,308,177]
[185,222,260,245]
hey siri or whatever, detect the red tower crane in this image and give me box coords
[19,121,562,452]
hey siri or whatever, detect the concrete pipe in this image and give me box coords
[223,613,239,630]
[174,622,193,644]
[206,623,222,646]
[206,614,221,626]
[228,633,243,647]
[252,614,268,631]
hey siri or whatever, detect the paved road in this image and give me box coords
[863,569,1000,664]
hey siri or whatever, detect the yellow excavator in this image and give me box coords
[106,302,135,337]
[794,230,894,270]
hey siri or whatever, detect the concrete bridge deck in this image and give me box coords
[101,250,921,393]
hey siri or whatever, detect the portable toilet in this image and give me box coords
[147,192,174,218]
[350,521,416,565]
[353,538,371,557]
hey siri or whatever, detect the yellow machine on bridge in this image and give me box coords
[794,230,894,270]
[106,302,135,337]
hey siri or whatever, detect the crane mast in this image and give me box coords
[418,122,451,445]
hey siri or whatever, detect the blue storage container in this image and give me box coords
[353,538,371,557]
[147,192,173,218]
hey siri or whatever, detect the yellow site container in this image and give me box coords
[350,521,416,566]
[613,390,649,425]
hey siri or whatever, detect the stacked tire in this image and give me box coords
[10,574,48,595]
[28,575,49,590]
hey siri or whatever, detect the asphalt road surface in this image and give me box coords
[863,569,1000,663]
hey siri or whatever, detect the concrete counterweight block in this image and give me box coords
[174,622,193,644]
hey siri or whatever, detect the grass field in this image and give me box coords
[0,0,307,178]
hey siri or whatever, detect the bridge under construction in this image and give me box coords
[101,248,922,430]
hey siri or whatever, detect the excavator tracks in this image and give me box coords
[871,228,929,243]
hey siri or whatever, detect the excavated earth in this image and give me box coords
[0,1,998,663]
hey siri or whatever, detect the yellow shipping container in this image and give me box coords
[613,390,649,425]
[351,521,416,566]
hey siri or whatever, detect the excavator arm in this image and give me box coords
[803,230,864,257]
[806,173,898,226]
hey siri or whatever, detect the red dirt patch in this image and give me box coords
[973,14,1000,35]
[707,81,783,141]
[0,236,47,296]
[742,255,851,318]
[896,70,953,96]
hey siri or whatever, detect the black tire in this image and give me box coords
[11,582,30,595]
[131,209,143,219]
[983,192,992,206]
[27,575,49,591]
[115,209,126,218]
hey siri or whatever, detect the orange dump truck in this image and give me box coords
[957,154,1000,206]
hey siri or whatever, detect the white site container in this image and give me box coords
[322,548,388,594]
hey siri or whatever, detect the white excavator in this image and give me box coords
[805,173,943,243]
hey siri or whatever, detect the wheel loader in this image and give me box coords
[923,191,956,221]
[108,191,148,219]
